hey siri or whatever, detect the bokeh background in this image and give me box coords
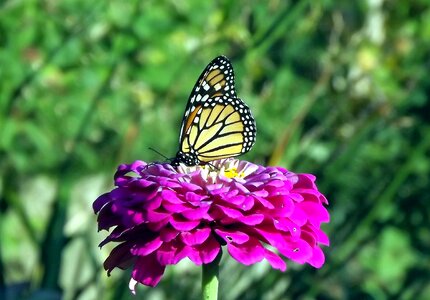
[1,0,430,299]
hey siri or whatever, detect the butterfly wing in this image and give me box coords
[177,56,256,164]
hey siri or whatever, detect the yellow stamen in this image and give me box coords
[223,167,245,179]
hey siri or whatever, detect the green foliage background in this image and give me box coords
[1,0,430,299]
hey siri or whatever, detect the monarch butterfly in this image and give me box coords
[171,56,256,167]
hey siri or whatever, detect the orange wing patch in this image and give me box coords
[182,105,202,137]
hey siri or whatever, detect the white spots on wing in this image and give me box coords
[214,83,221,91]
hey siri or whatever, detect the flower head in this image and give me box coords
[93,159,329,292]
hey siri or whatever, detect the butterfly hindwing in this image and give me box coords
[174,56,256,166]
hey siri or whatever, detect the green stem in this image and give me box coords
[202,252,222,300]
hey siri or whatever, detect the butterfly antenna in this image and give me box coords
[207,162,220,171]
[148,147,169,160]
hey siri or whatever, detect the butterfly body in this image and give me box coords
[171,56,256,167]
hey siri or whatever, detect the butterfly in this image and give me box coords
[171,55,256,167]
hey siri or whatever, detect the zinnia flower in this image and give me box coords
[93,159,329,293]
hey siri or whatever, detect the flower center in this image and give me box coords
[223,167,245,179]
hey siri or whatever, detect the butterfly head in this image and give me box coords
[171,150,201,167]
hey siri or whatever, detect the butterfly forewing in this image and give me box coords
[175,55,256,166]
[179,56,237,141]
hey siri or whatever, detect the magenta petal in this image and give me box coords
[104,242,135,275]
[144,193,163,210]
[131,237,163,256]
[218,205,243,218]
[163,203,189,213]
[254,226,288,249]
[156,241,187,265]
[299,201,330,226]
[274,219,301,238]
[225,195,247,206]
[181,228,211,245]
[264,249,287,271]
[93,193,111,213]
[185,192,207,203]
[215,229,249,244]
[227,239,265,265]
[161,190,183,204]
[160,227,179,242]
[289,206,307,226]
[271,195,294,217]
[182,205,210,220]
[131,254,165,287]
[170,215,200,231]
[279,239,313,264]
[252,190,269,197]
[187,235,221,265]
[254,196,275,209]
[238,214,264,225]
[309,246,325,268]
[314,226,330,246]
[179,182,202,192]
[145,210,170,223]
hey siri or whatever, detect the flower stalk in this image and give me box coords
[202,251,221,300]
